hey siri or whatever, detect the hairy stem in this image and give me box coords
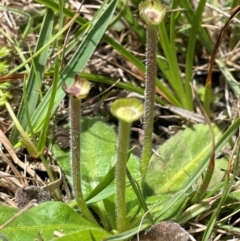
[70,96,97,224]
[116,120,131,232]
[141,24,158,185]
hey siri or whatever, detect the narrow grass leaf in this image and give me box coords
[103,223,150,241]
[10,8,54,144]
[184,0,207,111]
[30,0,118,133]
[158,21,185,107]
[202,138,240,241]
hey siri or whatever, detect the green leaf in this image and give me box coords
[81,118,117,192]
[103,223,150,241]
[146,192,189,221]
[0,61,8,74]
[10,8,54,143]
[144,124,221,196]
[52,229,110,241]
[148,118,240,222]
[0,201,108,241]
[53,117,140,193]
[0,46,10,58]
[207,157,228,188]
[53,117,117,190]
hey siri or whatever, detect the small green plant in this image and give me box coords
[0,47,9,74]
[0,86,39,158]
[1,1,240,241]
[63,74,97,224]
[0,47,38,158]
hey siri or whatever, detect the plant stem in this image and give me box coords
[39,154,62,199]
[4,100,39,158]
[116,120,131,233]
[141,24,158,184]
[70,96,97,224]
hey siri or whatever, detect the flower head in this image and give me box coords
[62,74,91,99]
[111,98,144,123]
[139,0,166,25]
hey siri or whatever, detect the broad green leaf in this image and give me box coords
[144,124,220,196]
[0,201,108,241]
[53,117,116,190]
[53,117,141,193]
[148,118,240,222]
[80,118,117,193]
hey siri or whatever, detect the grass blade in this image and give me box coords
[30,0,118,133]
[10,8,54,143]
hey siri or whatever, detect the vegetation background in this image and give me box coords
[0,0,240,240]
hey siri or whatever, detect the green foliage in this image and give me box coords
[1,0,240,240]
[0,46,9,74]
[0,202,109,241]
[10,8,55,144]
[30,0,117,137]
[53,117,141,230]
[9,0,118,146]
[0,50,10,109]
[0,46,10,58]
[144,124,221,195]
[0,82,12,106]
